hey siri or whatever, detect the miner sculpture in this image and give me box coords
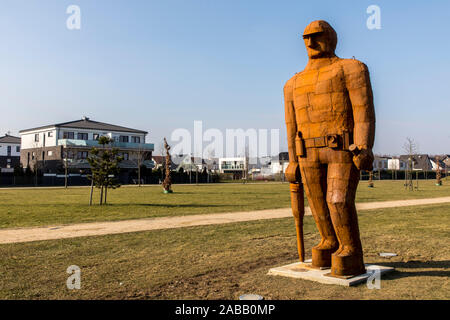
[284,20,376,277]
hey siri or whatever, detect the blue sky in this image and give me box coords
[1,0,449,155]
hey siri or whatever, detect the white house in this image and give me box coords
[19,117,154,172]
[0,134,21,172]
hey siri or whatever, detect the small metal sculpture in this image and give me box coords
[436,156,442,186]
[163,137,173,193]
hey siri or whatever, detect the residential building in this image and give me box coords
[19,117,154,173]
[388,158,407,171]
[372,156,390,171]
[219,157,247,179]
[399,154,433,171]
[0,134,21,172]
[269,152,289,174]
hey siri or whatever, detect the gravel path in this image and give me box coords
[1,196,449,244]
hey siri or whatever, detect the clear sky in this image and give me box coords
[1,0,449,155]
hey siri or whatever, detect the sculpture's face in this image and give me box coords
[303,32,332,59]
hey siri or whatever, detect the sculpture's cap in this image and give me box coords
[302,20,337,52]
[303,20,334,37]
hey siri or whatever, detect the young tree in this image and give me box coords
[87,136,123,205]
[403,137,418,191]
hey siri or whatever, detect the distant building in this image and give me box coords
[388,158,407,171]
[19,117,154,173]
[399,154,433,171]
[269,152,289,174]
[219,157,246,179]
[0,134,21,172]
[373,156,390,171]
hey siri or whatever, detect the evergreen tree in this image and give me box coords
[87,136,123,205]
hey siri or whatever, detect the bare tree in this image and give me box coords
[403,137,418,191]
[135,144,148,187]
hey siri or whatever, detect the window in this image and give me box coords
[77,132,88,140]
[32,152,35,160]
[7,145,11,155]
[132,136,141,143]
[77,151,88,159]
[63,132,74,139]
[119,136,129,143]
[64,150,74,159]
[123,152,129,160]
[34,133,39,142]
[7,158,11,163]
[16,146,20,152]
[93,133,100,140]
[48,131,53,137]
[48,151,53,157]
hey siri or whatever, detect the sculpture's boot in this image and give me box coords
[312,239,339,269]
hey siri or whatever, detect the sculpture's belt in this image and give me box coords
[295,132,352,157]
[304,135,341,148]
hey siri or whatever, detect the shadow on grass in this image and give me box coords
[378,260,450,279]
[102,203,235,208]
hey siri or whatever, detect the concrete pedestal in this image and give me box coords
[268,259,394,287]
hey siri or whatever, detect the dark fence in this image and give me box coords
[0,169,220,187]
[360,170,446,180]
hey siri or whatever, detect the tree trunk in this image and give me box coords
[104,186,108,204]
[89,179,94,206]
[100,186,103,205]
[138,166,141,187]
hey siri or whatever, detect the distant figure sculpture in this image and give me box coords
[284,20,376,277]
[163,137,173,193]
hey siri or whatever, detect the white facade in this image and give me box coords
[0,142,20,157]
[219,157,246,173]
[270,161,289,174]
[373,158,389,170]
[430,160,444,171]
[388,158,407,170]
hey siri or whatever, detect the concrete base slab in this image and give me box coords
[268,259,394,287]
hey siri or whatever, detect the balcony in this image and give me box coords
[221,164,244,170]
[58,139,154,151]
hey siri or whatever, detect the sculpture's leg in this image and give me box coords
[299,150,338,268]
[326,151,365,276]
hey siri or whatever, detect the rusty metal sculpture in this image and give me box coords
[284,20,376,277]
[163,137,173,193]
[436,156,442,186]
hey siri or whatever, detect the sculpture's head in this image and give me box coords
[302,20,337,59]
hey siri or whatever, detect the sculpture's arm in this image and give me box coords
[345,61,376,149]
[344,61,376,170]
[284,78,297,162]
[284,77,300,182]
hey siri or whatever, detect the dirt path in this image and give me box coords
[1,197,449,244]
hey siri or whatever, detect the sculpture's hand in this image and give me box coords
[352,148,374,171]
[285,162,300,183]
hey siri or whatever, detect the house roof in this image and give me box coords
[399,154,432,170]
[19,118,148,134]
[152,156,165,164]
[0,135,21,144]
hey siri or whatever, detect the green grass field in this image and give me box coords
[0,203,448,299]
[0,179,449,228]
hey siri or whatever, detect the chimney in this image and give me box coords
[82,116,90,121]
